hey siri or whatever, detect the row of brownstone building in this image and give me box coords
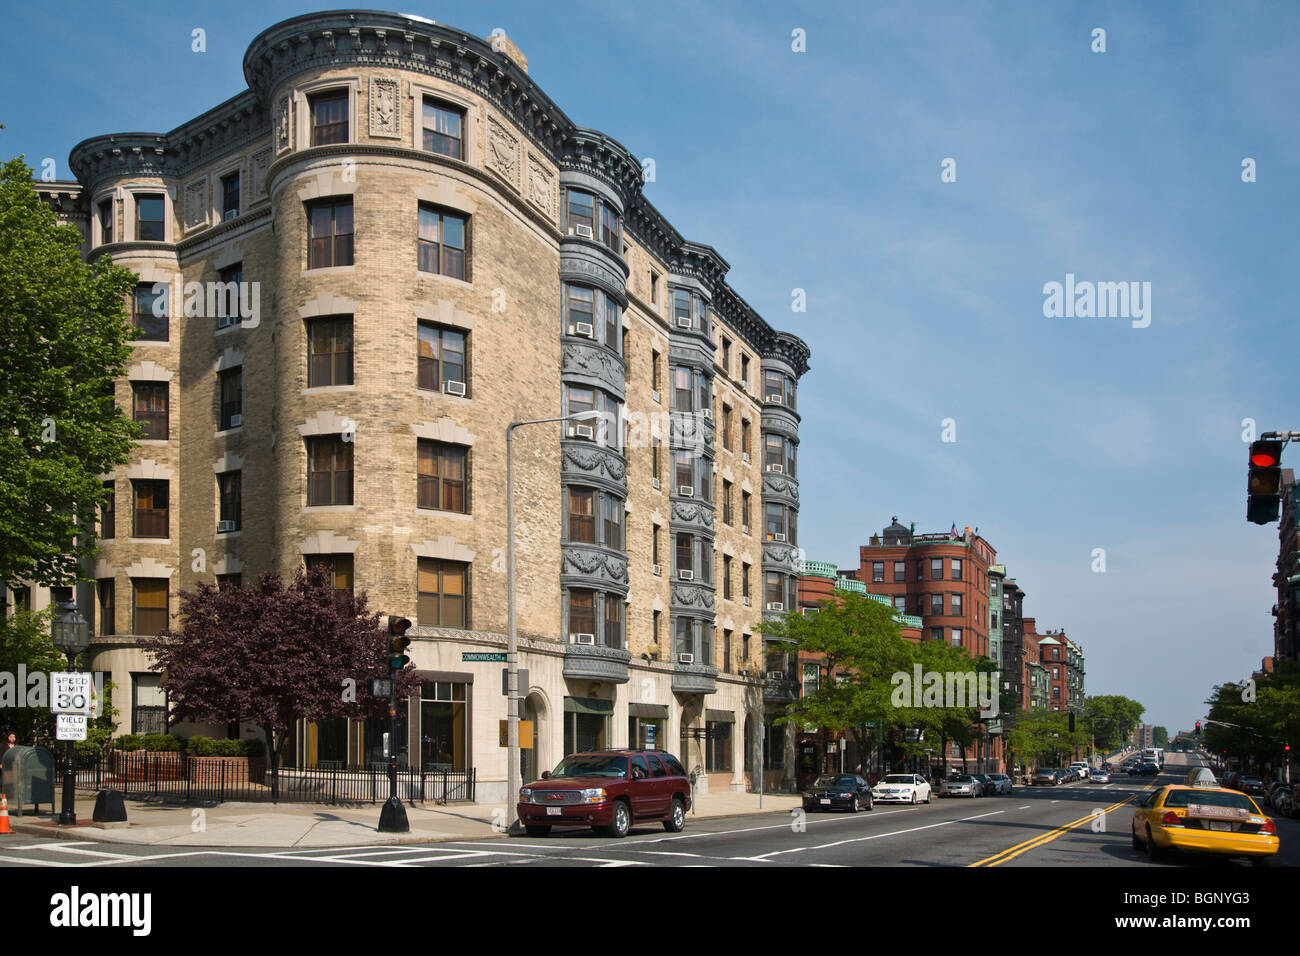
[789,517,1085,779]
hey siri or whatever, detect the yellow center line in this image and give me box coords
[969,783,1158,867]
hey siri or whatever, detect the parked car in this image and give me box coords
[971,774,995,795]
[803,773,874,813]
[985,773,1013,795]
[1090,769,1112,784]
[1239,776,1266,797]
[516,750,691,838]
[941,774,984,797]
[1032,768,1061,787]
[871,773,932,805]
[1268,785,1291,812]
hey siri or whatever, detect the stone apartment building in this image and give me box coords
[23,9,809,803]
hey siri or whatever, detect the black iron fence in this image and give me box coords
[59,751,475,806]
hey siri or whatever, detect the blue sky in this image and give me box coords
[4,1,1298,735]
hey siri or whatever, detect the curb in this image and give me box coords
[2,804,804,849]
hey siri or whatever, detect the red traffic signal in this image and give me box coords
[1247,440,1284,524]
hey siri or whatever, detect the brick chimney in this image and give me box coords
[488,30,528,73]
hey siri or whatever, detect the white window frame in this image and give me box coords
[408,81,479,162]
[123,184,177,244]
[93,189,119,248]
[295,77,361,150]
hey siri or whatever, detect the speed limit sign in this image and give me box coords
[52,673,93,715]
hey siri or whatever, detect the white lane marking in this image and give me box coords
[37,845,142,860]
[1017,805,1032,810]
[752,810,1006,860]
[0,854,75,867]
[572,858,646,867]
[810,863,848,867]
[641,851,704,858]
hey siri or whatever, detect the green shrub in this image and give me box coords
[241,738,266,757]
[115,734,144,751]
[187,736,216,756]
[141,733,182,752]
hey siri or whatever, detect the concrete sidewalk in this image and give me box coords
[3,790,802,848]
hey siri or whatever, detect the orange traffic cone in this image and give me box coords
[0,795,11,834]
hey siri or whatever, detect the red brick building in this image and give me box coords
[853,518,997,658]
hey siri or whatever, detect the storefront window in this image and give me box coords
[420,681,467,771]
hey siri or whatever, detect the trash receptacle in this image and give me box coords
[1,745,56,816]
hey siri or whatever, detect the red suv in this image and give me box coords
[517,750,692,837]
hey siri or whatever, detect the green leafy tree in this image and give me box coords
[1082,695,1145,754]
[0,156,140,590]
[0,608,64,741]
[1152,726,1169,749]
[758,591,912,777]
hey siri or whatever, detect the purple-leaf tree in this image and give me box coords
[140,566,420,800]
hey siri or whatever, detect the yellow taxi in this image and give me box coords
[1131,768,1278,866]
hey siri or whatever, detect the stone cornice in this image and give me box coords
[242,12,573,155]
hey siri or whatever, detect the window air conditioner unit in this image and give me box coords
[743,596,751,606]
[677,485,694,497]
[742,525,751,535]
[224,209,238,222]
[678,653,694,664]
[678,569,694,581]
[766,671,786,681]
[571,633,595,645]
[652,478,661,490]
[228,413,243,428]
[765,463,783,473]
[571,224,594,239]
[767,394,783,405]
[568,424,594,440]
[443,380,466,396]
[217,314,238,329]
[766,602,784,611]
[653,564,662,576]
[652,389,660,403]
[217,520,237,533]
[702,408,712,420]
[742,452,750,463]
[774,532,787,542]
[675,316,692,329]
[569,322,595,338]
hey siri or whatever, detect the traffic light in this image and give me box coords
[1195,721,1201,735]
[1247,439,1284,524]
[1068,712,1075,733]
[387,615,412,671]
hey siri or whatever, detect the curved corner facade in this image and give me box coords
[38,10,810,802]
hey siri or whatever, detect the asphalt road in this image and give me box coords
[3,753,1294,867]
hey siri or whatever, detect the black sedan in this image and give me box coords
[803,774,874,812]
[1130,761,1160,776]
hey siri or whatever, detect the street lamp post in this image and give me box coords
[505,411,600,831]
[50,600,90,826]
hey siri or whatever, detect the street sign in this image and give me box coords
[370,677,393,699]
[499,720,534,749]
[56,713,88,741]
[52,673,93,715]
[463,652,506,662]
